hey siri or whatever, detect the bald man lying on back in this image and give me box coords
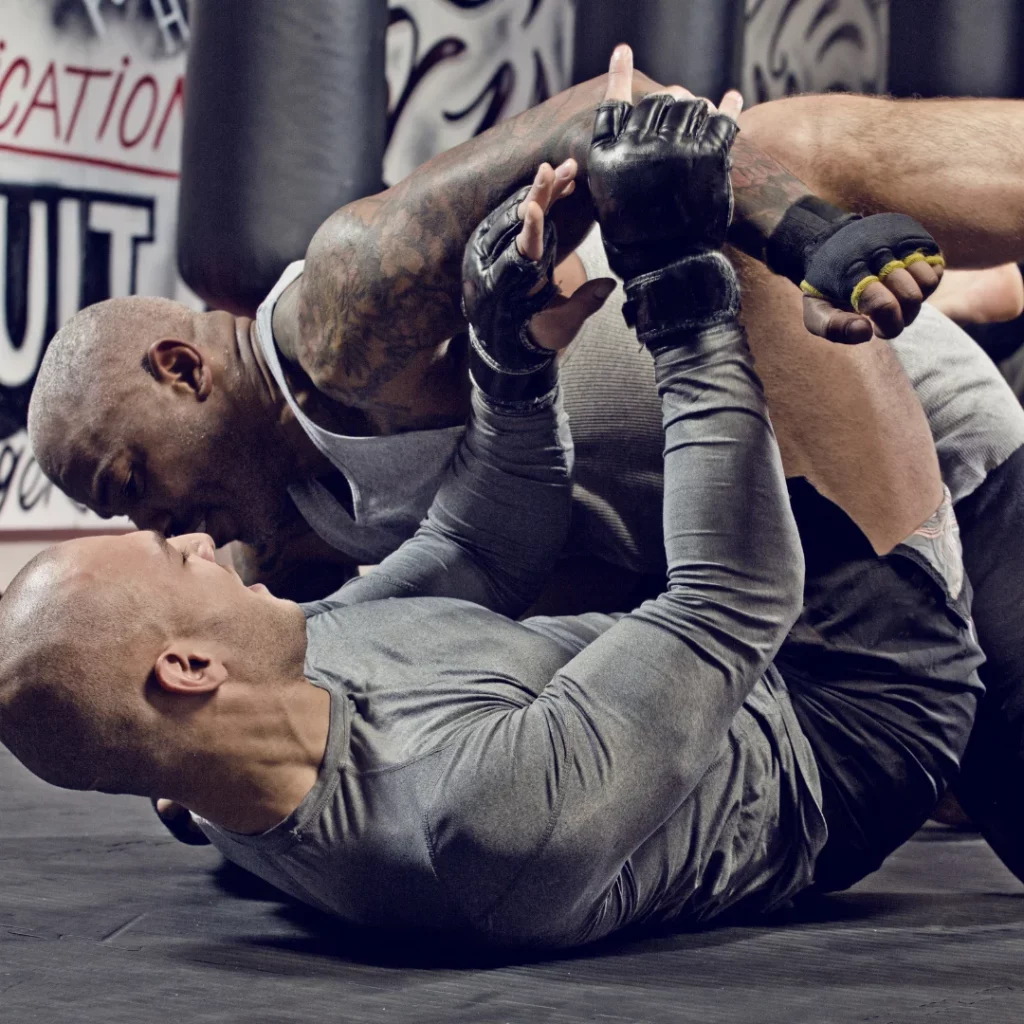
[25,49,1024,880]
[0,95,984,947]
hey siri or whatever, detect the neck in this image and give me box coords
[231,314,334,479]
[161,674,332,835]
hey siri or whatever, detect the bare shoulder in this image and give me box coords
[292,188,460,419]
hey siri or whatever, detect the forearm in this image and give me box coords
[339,388,573,615]
[739,94,1024,268]
[296,72,657,414]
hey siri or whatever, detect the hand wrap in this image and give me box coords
[461,185,560,407]
[588,95,741,349]
[765,195,945,312]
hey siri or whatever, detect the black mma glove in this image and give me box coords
[588,95,741,347]
[765,195,946,313]
[461,185,560,407]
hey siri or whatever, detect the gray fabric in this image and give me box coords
[198,319,825,949]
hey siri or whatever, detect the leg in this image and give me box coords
[776,482,983,891]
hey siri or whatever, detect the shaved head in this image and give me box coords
[0,541,166,793]
[0,531,308,798]
[26,297,299,551]
[28,296,196,488]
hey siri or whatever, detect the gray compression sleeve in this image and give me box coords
[431,312,806,943]
[330,387,574,617]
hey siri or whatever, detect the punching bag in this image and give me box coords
[572,0,745,104]
[890,0,1023,98]
[177,0,388,316]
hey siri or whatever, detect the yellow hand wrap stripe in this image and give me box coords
[903,250,946,270]
[876,259,905,281]
[801,249,945,311]
[850,274,880,312]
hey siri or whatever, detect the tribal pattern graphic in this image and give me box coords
[384,0,575,185]
[743,0,889,104]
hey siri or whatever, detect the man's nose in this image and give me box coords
[178,533,217,562]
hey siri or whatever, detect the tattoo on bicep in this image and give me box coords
[296,208,462,411]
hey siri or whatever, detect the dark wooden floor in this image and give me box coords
[3,746,1024,1024]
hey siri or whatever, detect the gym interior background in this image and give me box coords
[2,2,1024,1022]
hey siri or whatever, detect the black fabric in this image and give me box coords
[802,213,942,309]
[462,186,557,405]
[763,195,859,287]
[589,97,737,281]
[622,252,740,345]
[953,444,1024,880]
[775,480,982,893]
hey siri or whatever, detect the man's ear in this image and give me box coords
[154,645,228,695]
[146,339,213,400]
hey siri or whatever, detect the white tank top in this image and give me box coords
[255,262,465,564]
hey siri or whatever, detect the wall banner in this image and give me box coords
[0,0,191,532]
[743,0,889,103]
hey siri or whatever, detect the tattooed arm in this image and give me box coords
[285,69,659,433]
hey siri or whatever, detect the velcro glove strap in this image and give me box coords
[765,196,945,311]
[468,325,556,409]
[623,251,740,349]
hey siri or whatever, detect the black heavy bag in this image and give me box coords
[178,0,388,315]
[572,0,745,106]
[890,0,1022,99]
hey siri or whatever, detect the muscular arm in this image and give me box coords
[738,93,1024,268]
[290,71,657,429]
[732,248,943,553]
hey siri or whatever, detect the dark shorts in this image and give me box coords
[953,442,1024,877]
[775,480,984,892]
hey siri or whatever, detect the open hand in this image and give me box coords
[517,160,617,351]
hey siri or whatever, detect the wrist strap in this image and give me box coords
[764,195,860,286]
[623,251,740,346]
[468,326,556,408]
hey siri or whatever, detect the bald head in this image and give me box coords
[28,297,197,489]
[25,298,295,549]
[0,539,167,793]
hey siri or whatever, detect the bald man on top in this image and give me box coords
[25,49,1024,878]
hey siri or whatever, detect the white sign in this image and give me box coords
[0,0,190,532]
[0,0,575,534]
